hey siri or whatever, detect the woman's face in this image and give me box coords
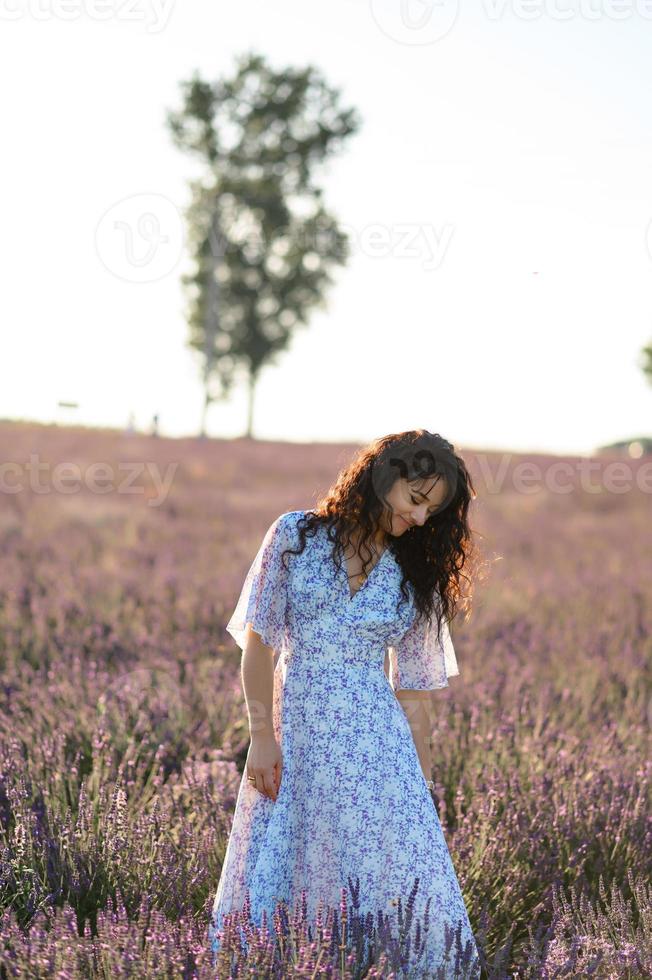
[382,474,449,537]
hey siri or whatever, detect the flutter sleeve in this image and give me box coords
[388,598,460,692]
[225,512,294,653]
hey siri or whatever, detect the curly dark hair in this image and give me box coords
[280,429,481,645]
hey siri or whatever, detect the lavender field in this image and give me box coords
[0,421,650,979]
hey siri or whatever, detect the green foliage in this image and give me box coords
[166,51,362,437]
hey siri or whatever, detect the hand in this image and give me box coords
[246,734,283,801]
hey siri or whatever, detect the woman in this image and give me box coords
[209,429,482,978]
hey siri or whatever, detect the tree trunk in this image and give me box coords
[199,208,222,439]
[245,371,256,438]
[199,385,211,438]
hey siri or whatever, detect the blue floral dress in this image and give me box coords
[209,510,480,978]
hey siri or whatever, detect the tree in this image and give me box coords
[166,51,361,438]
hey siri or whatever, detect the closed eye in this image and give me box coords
[410,494,437,516]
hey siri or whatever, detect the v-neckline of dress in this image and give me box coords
[336,536,393,603]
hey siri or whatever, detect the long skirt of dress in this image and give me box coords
[209,652,481,979]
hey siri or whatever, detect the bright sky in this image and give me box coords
[2,0,652,455]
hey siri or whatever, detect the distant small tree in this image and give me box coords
[166,51,361,438]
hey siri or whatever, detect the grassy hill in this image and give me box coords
[0,422,649,977]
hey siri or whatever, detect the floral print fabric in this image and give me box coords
[209,510,480,978]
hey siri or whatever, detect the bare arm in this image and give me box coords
[385,649,435,780]
[240,624,283,801]
[395,689,434,781]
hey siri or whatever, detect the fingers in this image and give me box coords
[260,769,277,801]
[245,745,283,802]
[268,761,282,801]
[247,766,281,801]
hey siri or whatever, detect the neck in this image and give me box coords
[352,525,387,553]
